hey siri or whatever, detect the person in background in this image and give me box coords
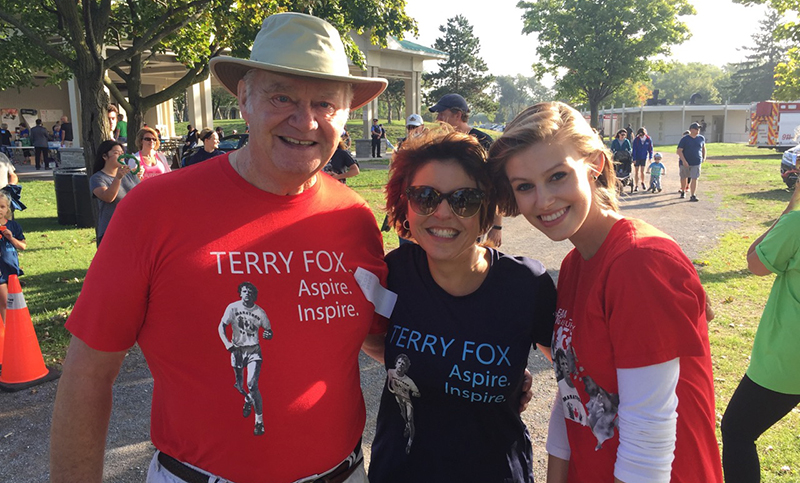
[368,127,555,482]
[721,179,800,483]
[215,126,225,139]
[116,113,128,143]
[185,128,224,166]
[0,190,26,323]
[89,140,139,246]
[676,123,705,201]
[631,127,653,191]
[647,152,666,193]
[489,101,722,483]
[0,152,18,189]
[397,114,424,150]
[52,123,62,143]
[429,93,503,247]
[371,118,383,157]
[30,119,51,170]
[323,140,359,184]
[60,115,73,147]
[185,124,199,150]
[134,127,172,180]
[107,105,119,140]
[0,123,12,157]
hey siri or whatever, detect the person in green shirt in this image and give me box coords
[721,174,800,483]
[116,113,128,143]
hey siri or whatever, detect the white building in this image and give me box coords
[593,103,752,144]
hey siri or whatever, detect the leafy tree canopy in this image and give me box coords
[0,0,416,167]
[733,0,800,99]
[518,0,694,127]
[423,15,497,116]
[650,62,727,105]
[493,75,552,123]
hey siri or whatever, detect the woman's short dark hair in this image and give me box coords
[616,129,627,138]
[384,124,497,240]
[93,140,124,173]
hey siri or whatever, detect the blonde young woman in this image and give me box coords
[134,127,172,180]
[488,102,722,483]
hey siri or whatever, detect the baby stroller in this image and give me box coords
[613,151,633,195]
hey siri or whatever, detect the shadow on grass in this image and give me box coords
[23,268,87,314]
[18,216,95,234]
[699,268,753,284]
[707,154,782,161]
[740,189,793,202]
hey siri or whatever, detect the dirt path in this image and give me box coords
[0,152,733,482]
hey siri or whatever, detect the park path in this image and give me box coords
[0,152,733,482]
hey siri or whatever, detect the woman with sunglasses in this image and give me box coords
[134,127,172,180]
[366,128,557,482]
[489,102,721,483]
[185,127,225,166]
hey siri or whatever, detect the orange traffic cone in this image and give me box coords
[0,275,60,392]
[0,317,5,367]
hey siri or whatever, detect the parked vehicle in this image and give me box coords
[749,100,800,151]
[181,133,249,166]
[780,144,799,189]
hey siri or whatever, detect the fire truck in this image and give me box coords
[749,100,800,150]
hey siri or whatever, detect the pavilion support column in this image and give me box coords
[68,76,81,147]
[186,77,213,132]
[362,66,381,139]
[405,71,421,119]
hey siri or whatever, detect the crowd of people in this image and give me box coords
[27,11,796,483]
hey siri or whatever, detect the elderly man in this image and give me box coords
[50,13,388,483]
[429,93,503,246]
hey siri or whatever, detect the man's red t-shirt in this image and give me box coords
[67,155,388,483]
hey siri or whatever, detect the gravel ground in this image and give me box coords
[0,152,733,482]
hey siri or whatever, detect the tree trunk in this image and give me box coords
[589,101,600,132]
[75,62,111,173]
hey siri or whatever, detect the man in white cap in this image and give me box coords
[51,13,388,483]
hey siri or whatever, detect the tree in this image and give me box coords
[649,62,726,105]
[493,75,552,123]
[212,87,239,120]
[424,15,497,116]
[721,9,787,102]
[734,0,800,99]
[381,80,406,122]
[602,79,653,110]
[0,1,416,169]
[518,0,694,127]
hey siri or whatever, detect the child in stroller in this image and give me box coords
[614,149,634,194]
[647,153,666,193]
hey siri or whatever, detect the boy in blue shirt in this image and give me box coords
[648,152,667,193]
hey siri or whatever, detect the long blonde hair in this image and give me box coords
[488,101,618,216]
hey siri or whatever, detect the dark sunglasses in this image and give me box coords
[405,186,485,218]
[406,125,419,130]
[142,137,157,142]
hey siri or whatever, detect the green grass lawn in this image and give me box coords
[12,142,797,480]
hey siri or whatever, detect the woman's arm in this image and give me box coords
[614,358,680,483]
[92,168,131,203]
[361,332,386,363]
[747,180,800,276]
[546,392,571,483]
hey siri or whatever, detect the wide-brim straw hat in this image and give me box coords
[210,12,387,111]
